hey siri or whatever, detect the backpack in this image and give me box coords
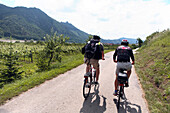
[83,40,99,59]
[93,42,102,59]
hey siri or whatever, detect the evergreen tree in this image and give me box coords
[0,41,23,86]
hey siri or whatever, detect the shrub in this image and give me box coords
[0,42,23,87]
[35,50,49,71]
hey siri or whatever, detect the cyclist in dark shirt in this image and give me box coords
[113,39,135,95]
[83,35,105,84]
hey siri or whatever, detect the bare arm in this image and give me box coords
[130,49,135,64]
[113,49,117,62]
[102,51,105,60]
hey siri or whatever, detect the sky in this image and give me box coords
[0,0,170,40]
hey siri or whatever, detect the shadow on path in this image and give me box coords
[113,96,142,113]
[80,84,107,113]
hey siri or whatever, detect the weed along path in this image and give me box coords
[0,51,149,113]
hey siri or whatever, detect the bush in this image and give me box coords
[36,50,49,71]
[0,42,23,87]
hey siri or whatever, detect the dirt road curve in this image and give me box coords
[0,51,149,113]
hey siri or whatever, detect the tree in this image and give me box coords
[137,38,143,47]
[36,50,49,71]
[36,32,69,70]
[44,33,69,66]
[0,41,23,87]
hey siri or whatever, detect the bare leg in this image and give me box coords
[115,73,118,90]
[127,70,131,78]
[96,68,100,82]
[86,65,90,73]
[126,70,131,87]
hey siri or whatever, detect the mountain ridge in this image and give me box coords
[0,4,89,43]
[101,37,137,44]
[0,3,138,44]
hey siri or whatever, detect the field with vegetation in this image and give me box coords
[0,33,120,105]
[135,29,170,113]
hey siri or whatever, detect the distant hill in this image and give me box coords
[0,4,139,44]
[0,4,89,43]
[101,37,137,44]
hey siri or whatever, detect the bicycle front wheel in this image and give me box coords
[83,77,92,99]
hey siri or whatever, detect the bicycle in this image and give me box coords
[116,68,128,111]
[83,64,96,99]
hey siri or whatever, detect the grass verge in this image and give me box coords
[0,53,84,105]
[135,32,170,113]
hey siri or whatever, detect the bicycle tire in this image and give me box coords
[83,76,92,99]
[121,86,125,99]
[117,86,123,110]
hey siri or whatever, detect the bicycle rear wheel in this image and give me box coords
[83,76,92,99]
[117,86,123,110]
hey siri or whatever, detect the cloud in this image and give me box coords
[55,0,170,40]
[74,0,169,39]
[0,0,170,40]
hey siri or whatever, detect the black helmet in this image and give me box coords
[121,39,129,46]
[93,35,101,40]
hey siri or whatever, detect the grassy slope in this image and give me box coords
[135,31,170,113]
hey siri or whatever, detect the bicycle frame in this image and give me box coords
[84,65,96,82]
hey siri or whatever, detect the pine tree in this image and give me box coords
[0,41,23,85]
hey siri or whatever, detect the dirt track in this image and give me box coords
[0,51,149,113]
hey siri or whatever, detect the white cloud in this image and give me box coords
[58,0,170,40]
[0,0,170,40]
